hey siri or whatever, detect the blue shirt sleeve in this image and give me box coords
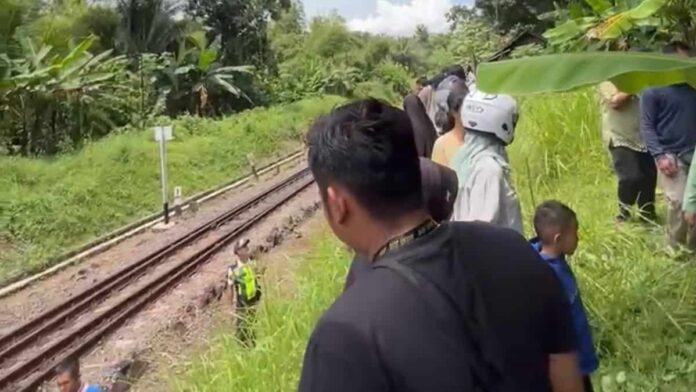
[640,89,664,156]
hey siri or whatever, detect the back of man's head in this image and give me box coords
[663,41,691,57]
[533,200,577,244]
[307,99,423,222]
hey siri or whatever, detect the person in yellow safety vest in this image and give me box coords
[228,238,262,346]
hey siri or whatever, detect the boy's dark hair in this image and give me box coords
[533,200,577,244]
[416,76,427,86]
[55,357,80,379]
[307,99,423,221]
[663,40,691,54]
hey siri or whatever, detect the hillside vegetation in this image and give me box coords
[0,96,343,284]
[167,92,696,392]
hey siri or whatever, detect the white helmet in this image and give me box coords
[461,87,518,145]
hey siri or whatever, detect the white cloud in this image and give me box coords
[347,0,453,37]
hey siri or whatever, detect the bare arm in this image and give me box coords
[549,352,584,392]
[609,92,632,109]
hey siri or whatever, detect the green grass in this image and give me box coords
[0,96,344,284]
[169,234,350,391]
[168,90,696,391]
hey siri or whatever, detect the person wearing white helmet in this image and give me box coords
[450,88,523,234]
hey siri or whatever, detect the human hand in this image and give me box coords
[656,155,678,178]
[609,93,631,109]
[685,211,696,226]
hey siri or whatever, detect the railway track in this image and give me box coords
[0,166,314,392]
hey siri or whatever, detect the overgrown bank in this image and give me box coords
[169,91,696,391]
[0,96,343,284]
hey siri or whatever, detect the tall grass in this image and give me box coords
[169,235,350,391]
[171,91,695,391]
[0,96,344,284]
[511,91,696,391]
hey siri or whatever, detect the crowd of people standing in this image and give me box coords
[298,41,696,392]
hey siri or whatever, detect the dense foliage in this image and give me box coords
[0,0,507,156]
[0,95,343,284]
[168,92,696,391]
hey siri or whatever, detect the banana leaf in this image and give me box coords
[477,52,696,95]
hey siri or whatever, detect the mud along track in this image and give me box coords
[0,167,314,392]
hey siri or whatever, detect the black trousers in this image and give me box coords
[583,376,594,392]
[609,146,657,220]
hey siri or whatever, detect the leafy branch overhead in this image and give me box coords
[543,0,668,48]
[477,51,696,94]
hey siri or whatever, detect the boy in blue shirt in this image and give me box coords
[530,200,599,392]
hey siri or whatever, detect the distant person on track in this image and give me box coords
[299,98,583,392]
[640,41,696,250]
[599,81,656,223]
[55,358,102,392]
[431,80,468,167]
[403,94,437,158]
[531,201,599,392]
[451,88,523,234]
[227,238,262,347]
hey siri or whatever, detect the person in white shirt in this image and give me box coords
[451,88,523,234]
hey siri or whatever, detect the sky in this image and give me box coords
[302,0,473,37]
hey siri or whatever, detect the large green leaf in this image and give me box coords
[544,18,596,44]
[59,36,96,70]
[197,48,217,72]
[477,52,696,95]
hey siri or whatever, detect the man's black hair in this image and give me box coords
[447,81,469,114]
[427,65,466,88]
[416,76,427,86]
[533,200,577,244]
[663,41,691,54]
[443,64,467,80]
[435,81,469,133]
[307,99,423,221]
[55,357,81,379]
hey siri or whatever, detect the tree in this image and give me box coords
[0,0,38,58]
[543,0,668,51]
[446,5,480,31]
[415,24,430,44]
[72,6,120,53]
[1,36,130,154]
[161,31,253,116]
[116,0,182,55]
[305,16,359,60]
[661,0,696,46]
[475,0,564,33]
[186,0,290,67]
[268,1,306,63]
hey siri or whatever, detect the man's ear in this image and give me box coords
[326,185,348,224]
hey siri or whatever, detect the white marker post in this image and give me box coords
[154,125,174,224]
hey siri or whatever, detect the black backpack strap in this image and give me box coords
[376,258,502,392]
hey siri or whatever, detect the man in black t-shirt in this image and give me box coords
[300,99,584,392]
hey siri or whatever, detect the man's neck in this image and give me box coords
[365,210,432,262]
